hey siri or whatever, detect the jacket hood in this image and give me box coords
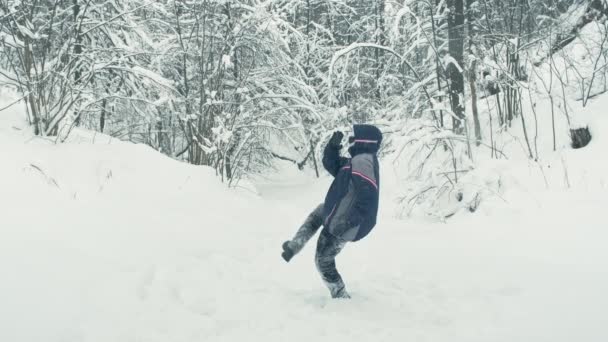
[348,124,382,156]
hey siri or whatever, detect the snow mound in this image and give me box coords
[0,91,269,342]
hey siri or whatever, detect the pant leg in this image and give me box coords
[315,228,348,298]
[287,203,324,255]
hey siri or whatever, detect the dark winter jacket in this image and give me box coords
[322,124,382,242]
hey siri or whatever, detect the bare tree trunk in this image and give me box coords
[374,0,386,101]
[518,90,535,159]
[73,0,83,126]
[99,98,107,133]
[429,1,444,127]
[447,0,466,134]
[466,0,481,145]
[305,0,311,84]
[310,139,319,178]
[469,61,481,145]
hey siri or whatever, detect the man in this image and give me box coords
[281,124,382,299]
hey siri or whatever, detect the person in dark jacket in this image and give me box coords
[281,124,382,299]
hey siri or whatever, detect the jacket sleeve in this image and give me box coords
[349,154,379,225]
[322,142,349,177]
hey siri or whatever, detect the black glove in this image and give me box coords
[328,131,344,148]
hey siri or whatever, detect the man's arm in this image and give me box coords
[322,132,349,177]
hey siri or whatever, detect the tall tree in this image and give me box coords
[447,0,466,134]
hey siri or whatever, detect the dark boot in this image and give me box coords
[328,281,351,299]
[281,241,295,262]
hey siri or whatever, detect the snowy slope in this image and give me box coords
[1,87,608,342]
[388,21,608,220]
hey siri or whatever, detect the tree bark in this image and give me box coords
[374,0,386,100]
[99,99,107,133]
[469,61,481,145]
[73,0,83,126]
[466,0,481,145]
[447,0,466,134]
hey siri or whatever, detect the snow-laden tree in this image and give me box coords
[0,0,170,139]
[135,0,323,181]
[0,0,326,182]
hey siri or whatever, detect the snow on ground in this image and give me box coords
[1,87,608,342]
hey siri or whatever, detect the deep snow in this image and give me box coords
[1,87,608,342]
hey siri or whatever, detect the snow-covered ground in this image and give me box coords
[1,87,608,342]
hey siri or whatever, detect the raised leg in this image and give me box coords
[282,204,324,262]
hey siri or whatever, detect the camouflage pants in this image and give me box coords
[288,204,349,298]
